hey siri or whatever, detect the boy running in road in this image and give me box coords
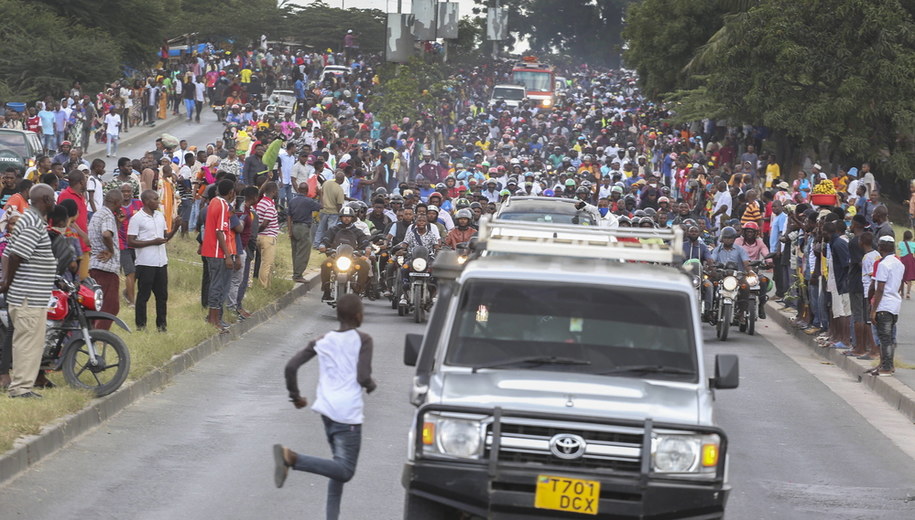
[273,293,376,520]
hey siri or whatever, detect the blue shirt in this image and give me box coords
[683,240,711,262]
[38,110,56,135]
[769,212,787,253]
[710,244,749,271]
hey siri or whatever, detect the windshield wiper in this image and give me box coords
[597,365,695,376]
[472,356,591,373]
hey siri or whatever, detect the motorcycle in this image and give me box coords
[0,276,131,396]
[387,248,406,310]
[212,104,227,122]
[738,261,770,336]
[402,246,434,323]
[365,233,388,301]
[709,263,740,341]
[324,244,360,308]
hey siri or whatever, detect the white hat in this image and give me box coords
[813,163,822,170]
[879,235,895,244]
[347,29,353,34]
[77,163,89,171]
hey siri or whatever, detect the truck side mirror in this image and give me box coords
[711,354,739,389]
[404,333,423,367]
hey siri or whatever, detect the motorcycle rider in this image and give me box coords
[397,213,440,306]
[734,221,771,319]
[318,207,371,302]
[709,226,753,321]
[444,209,476,249]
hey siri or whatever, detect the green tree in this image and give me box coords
[669,0,915,180]
[622,0,724,97]
[32,0,178,66]
[0,0,122,99]
[372,58,453,125]
[175,0,286,47]
[284,3,386,55]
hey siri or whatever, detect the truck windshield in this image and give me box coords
[446,281,697,380]
[496,211,594,226]
[511,70,552,92]
[493,87,525,100]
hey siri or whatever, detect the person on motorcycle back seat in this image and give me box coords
[318,206,371,301]
[445,209,476,249]
[734,221,770,262]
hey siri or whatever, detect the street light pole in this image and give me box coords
[492,0,500,60]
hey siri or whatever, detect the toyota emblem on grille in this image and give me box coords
[549,433,587,459]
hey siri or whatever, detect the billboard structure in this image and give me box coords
[386,13,415,62]
[486,6,508,41]
[437,2,459,40]
[412,0,436,41]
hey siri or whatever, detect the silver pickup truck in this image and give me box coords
[401,220,738,520]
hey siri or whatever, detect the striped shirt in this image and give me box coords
[741,200,762,225]
[88,206,120,273]
[3,207,56,307]
[255,197,279,237]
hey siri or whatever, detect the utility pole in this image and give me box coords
[492,0,500,60]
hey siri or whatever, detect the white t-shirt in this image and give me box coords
[104,113,121,137]
[127,210,168,267]
[875,254,904,314]
[862,250,880,293]
[311,329,367,424]
[87,175,104,211]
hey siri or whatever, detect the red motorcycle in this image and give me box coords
[0,276,131,396]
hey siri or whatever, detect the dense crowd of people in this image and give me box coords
[0,35,908,399]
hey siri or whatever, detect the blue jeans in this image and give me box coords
[205,256,230,310]
[106,133,119,157]
[42,133,55,153]
[292,416,362,520]
[279,182,293,209]
[184,98,196,120]
[874,311,898,370]
[314,213,338,249]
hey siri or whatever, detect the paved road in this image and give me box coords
[1,293,914,519]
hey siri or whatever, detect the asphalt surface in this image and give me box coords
[1,291,914,520]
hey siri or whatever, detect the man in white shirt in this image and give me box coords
[194,77,206,123]
[292,152,313,189]
[277,141,297,208]
[275,294,376,520]
[711,181,732,230]
[127,190,178,332]
[104,108,122,158]
[870,235,904,376]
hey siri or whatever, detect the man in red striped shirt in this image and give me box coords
[255,181,280,288]
[202,179,237,332]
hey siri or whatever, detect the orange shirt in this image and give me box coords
[3,193,28,214]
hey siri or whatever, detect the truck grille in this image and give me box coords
[485,420,643,473]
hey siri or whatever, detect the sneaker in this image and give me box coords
[9,391,42,399]
[273,444,289,488]
[877,370,895,377]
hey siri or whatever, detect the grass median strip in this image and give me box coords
[0,233,321,454]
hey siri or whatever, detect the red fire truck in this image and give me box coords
[511,56,556,109]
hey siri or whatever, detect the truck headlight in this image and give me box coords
[542,98,552,107]
[652,433,720,476]
[721,276,738,292]
[335,256,352,271]
[421,415,485,459]
[412,257,427,272]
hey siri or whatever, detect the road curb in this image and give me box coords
[0,271,321,485]
[84,111,187,162]
[766,302,915,424]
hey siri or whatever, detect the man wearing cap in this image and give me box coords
[870,235,904,376]
[52,141,72,165]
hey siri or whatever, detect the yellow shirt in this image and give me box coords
[240,68,253,83]
[765,163,780,188]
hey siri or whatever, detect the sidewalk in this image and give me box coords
[766,302,915,424]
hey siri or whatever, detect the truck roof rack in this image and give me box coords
[476,217,684,265]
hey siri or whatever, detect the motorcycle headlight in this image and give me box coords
[722,276,738,292]
[94,289,104,311]
[692,276,700,288]
[652,433,720,477]
[412,257,427,272]
[371,244,381,253]
[422,415,484,459]
[745,273,759,287]
[335,256,352,271]
[457,255,468,265]
[396,256,405,266]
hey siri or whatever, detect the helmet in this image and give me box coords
[576,186,590,194]
[455,208,472,220]
[429,191,443,200]
[455,197,470,209]
[564,179,576,187]
[390,194,404,203]
[720,226,738,239]
[374,187,388,196]
[742,221,760,231]
[427,205,439,214]
[435,183,446,192]
[339,206,356,217]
